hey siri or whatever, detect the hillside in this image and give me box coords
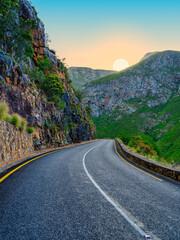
[0,0,95,153]
[68,67,115,89]
[83,51,180,164]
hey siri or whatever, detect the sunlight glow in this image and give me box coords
[113,58,129,71]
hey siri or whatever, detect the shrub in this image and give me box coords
[25,45,34,58]
[10,114,21,128]
[75,90,84,101]
[43,73,65,98]
[19,118,27,131]
[0,102,8,120]
[85,106,92,117]
[5,114,12,123]
[26,127,34,134]
[37,55,53,73]
[121,135,131,145]
[129,136,157,156]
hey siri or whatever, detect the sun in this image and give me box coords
[113,58,129,71]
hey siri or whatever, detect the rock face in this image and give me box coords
[68,67,115,89]
[83,51,180,163]
[83,51,180,117]
[0,120,33,165]
[0,0,95,152]
[20,0,46,64]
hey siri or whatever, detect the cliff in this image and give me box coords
[0,0,95,154]
[82,51,180,163]
[68,67,115,89]
[83,51,180,117]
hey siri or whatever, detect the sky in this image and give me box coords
[30,0,180,70]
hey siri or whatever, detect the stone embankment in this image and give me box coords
[0,120,33,166]
[115,139,180,181]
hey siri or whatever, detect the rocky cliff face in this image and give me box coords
[68,67,115,89]
[0,0,95,150]
[83,51,180,117]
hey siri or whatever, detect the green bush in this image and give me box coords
[121,135,131,145]
[37,55,53,73]
[0,102,8,120]
[22,30,33,42]
[43,73,65,99]
[24,67,46,87]
[25,45,34,58]
[19,118,27,131]
[129,136,157,156]
[26,127,34,134]
[56,101,66,110]
[10,114,21,128]
[5,114,12,123]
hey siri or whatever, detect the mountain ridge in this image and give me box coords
[82,50,180,163]
[68,66,115,89]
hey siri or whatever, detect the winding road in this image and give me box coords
[0,139,179,240]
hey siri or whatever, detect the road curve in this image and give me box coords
[0,139,179,240]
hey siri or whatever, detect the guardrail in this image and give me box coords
[115,139,180,182]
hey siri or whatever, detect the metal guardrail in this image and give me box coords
[115,139,180,182]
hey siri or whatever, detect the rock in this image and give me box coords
[0,120,33,165]
[43,48,57,66]
[68,67,115,89]
[83,50,180,118]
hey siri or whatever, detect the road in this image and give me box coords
[0,139,179,240]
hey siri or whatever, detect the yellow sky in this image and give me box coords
[53,35,158,70]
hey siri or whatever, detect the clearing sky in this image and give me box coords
[30,0,180,70]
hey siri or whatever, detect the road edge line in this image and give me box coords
[0,140,98,183]
[114,140,162,182]
[82,144,151,239]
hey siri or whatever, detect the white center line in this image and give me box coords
[83,144,152,239]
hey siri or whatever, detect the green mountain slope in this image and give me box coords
[93,94,180,163]
[68,67,115,89]
[83,51,180,164]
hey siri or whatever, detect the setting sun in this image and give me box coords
[113,58,129,71]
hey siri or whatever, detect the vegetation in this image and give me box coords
[75,89,84,101]
[69,67,115,90]
[0,0,37,58]
[24,55,65,107]
[26,127,34,134]
[86,50,180,87]
[10,114,21,128]
[0,102,33,133]
[0,102,8,120]
[94,95,180,164]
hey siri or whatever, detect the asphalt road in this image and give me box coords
[0,139,179,240]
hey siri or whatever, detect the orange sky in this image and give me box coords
[31,0,180,70]
[52,34,159,70]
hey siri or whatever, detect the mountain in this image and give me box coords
[82,51,180,163]
[140,51,159,61]
[0,0,95,150]
[68,67,115,89]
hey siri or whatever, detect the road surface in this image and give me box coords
[0,139,179,239]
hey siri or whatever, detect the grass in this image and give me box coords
[93,95,180,164]
[0,101,33,134]
[0,102,8,120]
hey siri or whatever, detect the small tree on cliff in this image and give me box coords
[0,0,36,58]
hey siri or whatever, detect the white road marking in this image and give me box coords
[83,144,152,239]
